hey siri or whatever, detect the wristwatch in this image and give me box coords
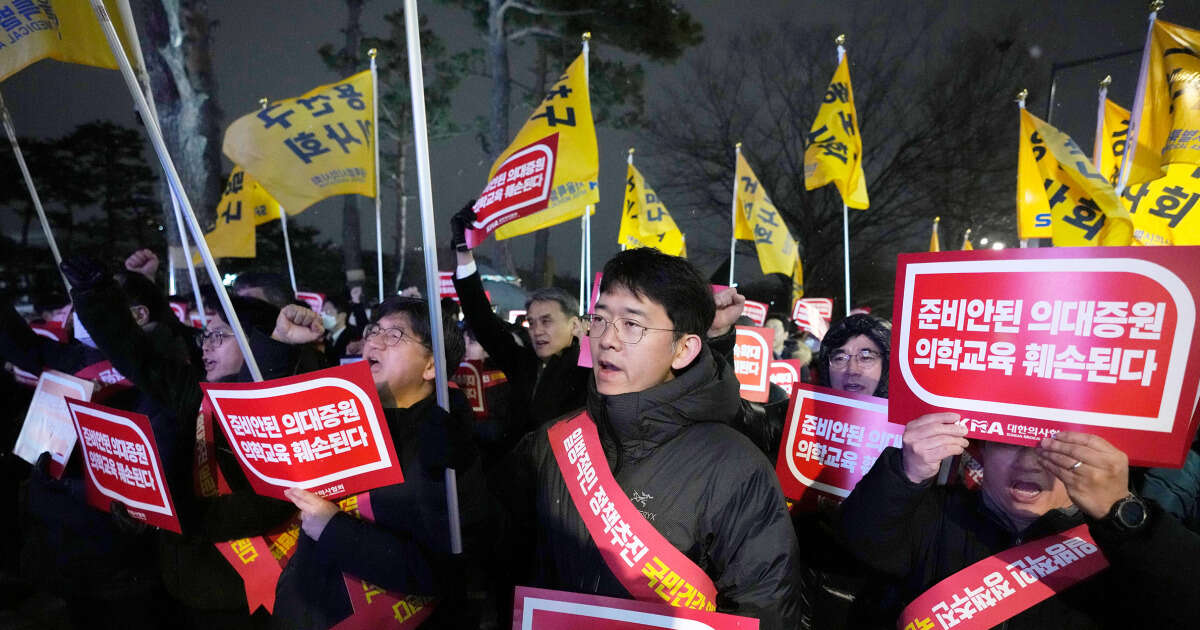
[1103,493,1149,532]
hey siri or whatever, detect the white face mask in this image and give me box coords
[72,312,97,349]
[321,314,339,331]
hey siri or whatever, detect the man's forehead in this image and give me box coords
[528,299,568,318]
[377,312,414,330]
[594,287,665,319]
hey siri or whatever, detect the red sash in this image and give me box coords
[897,523,1109,630]
[548,412,719,611]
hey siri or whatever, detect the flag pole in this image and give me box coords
[836,36,851,316]
[370,48,385,303]
[1115,1,1163,197]
[583,33,592,310]
[579,213,587,313]
[279,206,299,295]
[730,143,741,287]
[1093,75,1112,168]
[0,92,70,290]
[88,0,262,380]
[402,0,460,554]
[1017,89,1031,249]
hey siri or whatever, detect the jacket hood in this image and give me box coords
[586,343,742,463]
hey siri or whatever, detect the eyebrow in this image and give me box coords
[592,300,647,319]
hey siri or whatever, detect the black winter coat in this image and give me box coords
[500,345,811,630]
[839,446,1200,629]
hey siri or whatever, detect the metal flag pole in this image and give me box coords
[579,211,587,313]
[370,48,385,303]
[402,0,460,555]
[88,0,261,379]
[0,92,70,290]
[585,205,592,309]
[1115,1,1163,197]
[836,35,851,316]
[1093,75,1112,169]
[729,143,741,287]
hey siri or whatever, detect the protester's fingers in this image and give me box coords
[905,412,963,431]
[903,413,964,442]
[1036,450,1081,473]
[284,487,321,511]
[912,435,969,457]
[1037,436,1109,467]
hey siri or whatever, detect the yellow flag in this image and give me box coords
[203,166,283,259]
[474,52,598,242]
[1097,98,1131,186]
[1023,109,1132,246]
[791,256,805,305]
[734,152,799,275]
[1125,163,1200,245]
[928,218,940,252]
[1017,108,1053,239]
[1125,20,1200,186]
[222,70,374,213]
[804,53,869,209]
[619,161,684,256]
[962,229,974,251]
[0,0,141,83]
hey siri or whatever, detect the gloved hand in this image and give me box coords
[449,200,477,252]
[61,253,109,291]
[110,500,149,534]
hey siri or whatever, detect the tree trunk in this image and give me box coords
[340,0,366,287]
[487,0,519,279]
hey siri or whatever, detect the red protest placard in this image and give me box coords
[65,399,181,533]
[742,300,768,326]
[438,271,458,301]
[169,301,189,324]
[768,360,804,399]
[200,362,403,500]
[467,133,559,248]
[791,298,831,340]
[455,361,486,417]
[296,291,325,315]
[775,383,902,506]
[890,246,1200,467]
[733,326,773,403]
[512,586,759,630]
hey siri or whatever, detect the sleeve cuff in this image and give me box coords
[456,261,477,279]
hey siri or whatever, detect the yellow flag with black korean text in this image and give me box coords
[202,166,284,259]
[734,152,799,275]
[1016,109,1053,239]
[804,54,869,209]
[223,70,374,213]
[1097,99,1130,186]
[0,0,141,83]
[1126,20,1200,186]
[1124,163,1200,245]
[485,52,598,242]
[618,161,684,256]
[928,218,941,252]
[1023,109,1132,246]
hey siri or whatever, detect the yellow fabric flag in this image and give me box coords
[1097,98,1131,186]
[1022,109,1132,246]
[0,0,141,83]
[928,218,940,252]
[1125,162,1200,245]
[203,166,283,259]
[962,229,973,251]
[1126,20,1200,186]
[791,256,804,305]
[804,53,869,209]
[618,161,684,256]
[476,52,598,242]
[1017,108,1053,239]
[734,152,799,275]
[222,70,374,213]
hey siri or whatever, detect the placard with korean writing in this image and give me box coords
[296,291,325,315]
[775,383,901,505]
[200,362,402,500]
[438,271,458,301]
[13,370,95,477]
[65,399,181,533]
[890,247,1200,467]
[470,134,559,245]
[741,300,768,326]
[512,586,759,630]
[768,360,804,399]
[455,361,486,417]
[733,326,774,403]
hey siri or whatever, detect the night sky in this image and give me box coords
[4,0,1200,292]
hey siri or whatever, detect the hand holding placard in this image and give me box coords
[284,487,339,540]
[900,412,968,484]
[1037,432,1130,519]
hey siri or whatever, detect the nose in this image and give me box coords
[595,319,622,349]
[1014,446,1044,472]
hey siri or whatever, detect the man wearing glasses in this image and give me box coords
[499,248,810,630]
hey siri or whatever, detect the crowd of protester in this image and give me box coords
[1,215,1198,630]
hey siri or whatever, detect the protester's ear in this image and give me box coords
[569,315,583,338]
[670,334,703,370]
[130,305,150,326]
[422,353,437,383]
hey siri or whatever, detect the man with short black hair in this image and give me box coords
[233,271,294,308]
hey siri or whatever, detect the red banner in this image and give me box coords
[733,326,773,403]
[897,524,1108,630]
[742,300,768,326]
[215,536,282,613]
[775,383,903,506]
[768,360,804,399]
[467,133,559,248]
[512,586,758,630]
[890,247,1200,467]
[296,291,326,315]
[65,398,181,533]
[200,362,404,500]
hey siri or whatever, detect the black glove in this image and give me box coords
[61,253,109,291]
[110,500,149,534]
[449,200,477,252]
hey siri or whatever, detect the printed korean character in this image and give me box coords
[600,503,621,533]
[1092,301,1129,338]
[566,433,587,464]
[609,518,633,549]
[1022,553,1059,578]
[840,450,858,474]
[620,534,648,567]
[1147,185,1199,228]
[1027,301,1062,334]
[310,436,334,460]
[801,414,818,436]
[963,299,992,332]
[589,485,609,515]
[1084,347,1121,384]
[828,421,847,444]
[794,440,813,461]
[959,340,988,371]
[1022,343,1055,379]
[940,299,966,330]
[1005,558,1038,587]
[983,571,1016,600]
[117,463,136,486]
[1119,349,1158,386]
[284,131,330,164]
[935,338,964,370]
[576,452,597,493]
[137,469,155,490]
[231,539,258,564]
[812,443,829,463]
[328,430,351,455]
[257,103,295,130]
[913,338,936,368]
[260,415,283,439]
[324,122,363,153]
[987,341,1017,375]
[13,0,40,21]
[282,411,304,436]
[1061,199,1105,241]
[653,569,684,602]
[563,427,583,452]
[930,600,962,629]
[228,415,248,437]
[346,426,368,448]
[1045,542,1079,567]
[1070,300,1096,337]
[296,94,334,116]
[642,557,670,587]
[992,299,1023,334]
[845,424,865,447]
[317,404,342,429]
[1051,345,1087,381]
[672,582,697,608]
[963,583,997,614]
[242,441,265,461]
[272,443,292,465]
[918,299,941,330]
[867,429,887,451]
[822,446,843,469]
[902,618,935,630]
[338,399,360,424]
[1128,302,1166,340]
[816,417,832,439]
[332,83,366,110]
[1065,536,1098,556]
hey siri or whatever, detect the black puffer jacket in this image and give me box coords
[501,345,810,629]
[839,446,1200,628]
